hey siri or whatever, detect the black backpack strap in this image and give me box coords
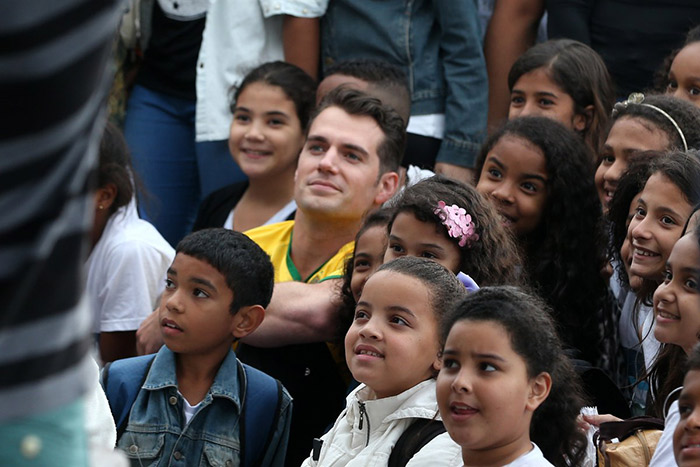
[388,419,446,467]
[238,360,283,467]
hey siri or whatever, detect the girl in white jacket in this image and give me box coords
[302,256,468,466]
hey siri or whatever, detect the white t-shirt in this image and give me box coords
[504,444,553,467]
[650,398,681,466]
[86,200,174,333]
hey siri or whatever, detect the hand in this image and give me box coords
[580,413,623,430]
[434,162,476,185]
[136,308,164,355]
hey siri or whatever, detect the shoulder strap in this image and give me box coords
[101,354,156,442]
[388,418,446,467]
[238,360,283,467]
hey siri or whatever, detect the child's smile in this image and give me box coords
[345,270,441,399]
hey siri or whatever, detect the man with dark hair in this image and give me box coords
[237,88,402,465]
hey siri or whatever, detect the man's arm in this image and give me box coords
[484,0,545,132]
[283,15,320,79]
[242,280,342,347]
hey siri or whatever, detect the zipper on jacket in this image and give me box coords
[357,401,370,447]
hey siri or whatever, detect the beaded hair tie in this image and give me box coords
[611,92,688,151]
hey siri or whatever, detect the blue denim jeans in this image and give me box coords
[124,84,246,246]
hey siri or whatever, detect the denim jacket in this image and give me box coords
[321,0,488,167]
[116,346,292,466]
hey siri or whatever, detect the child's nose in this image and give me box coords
[165,289,185,313]
[245,121,265,141]
[491,183,515,204]
[358,319,381,340]
[631,215,652,240]
[451,368,473,393]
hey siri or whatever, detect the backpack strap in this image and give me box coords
[238,360,283,467]
[388,418,446,467]
[101,354,156,442]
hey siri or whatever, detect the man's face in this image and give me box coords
[294,106,397,222]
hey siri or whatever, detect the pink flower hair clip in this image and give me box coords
[434,201,479,248]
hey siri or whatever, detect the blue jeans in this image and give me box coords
[124,84,246,246]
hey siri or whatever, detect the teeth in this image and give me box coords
[358,350,382,357]
[635,248,657,257]
[659,311,679,320]
[165,323,179,329]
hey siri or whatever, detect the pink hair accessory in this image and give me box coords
[434,201,479,248]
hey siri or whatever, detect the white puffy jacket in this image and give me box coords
[300,379,463,467]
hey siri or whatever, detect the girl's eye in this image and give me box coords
[510,95,525,105]
[165,278,175,289]
[441,358,459,369]
[634,207,647,219]
[389,243,405,254]
[667,80,678,91]
[679,403,693,418]
[538,98,555,106]
[234,114,250,123]
[268,118,284,126]
[353,259,371,271]
[660,215,676,226]
[487,168,502,179]
[354,310,369,320]
[662,268,673,283]
[479,362,497,372]
[685,277,699,290]
[599,154,615,166]
[691,87,700,96]
[390,315,410,326]
[521,181,537,193]
[420,251,438,260]
[193,288,209,298]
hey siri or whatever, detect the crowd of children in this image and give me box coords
[74,11,700,467]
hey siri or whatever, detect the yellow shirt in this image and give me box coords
[244,220,355,385]
[245,220,354,284]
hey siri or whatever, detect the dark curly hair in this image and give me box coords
[509,39,615,153]
[440,286,588,467]
[476,117,609,367]
[230,61,317,130]
[388,175,524,287]
[336,208,393,341]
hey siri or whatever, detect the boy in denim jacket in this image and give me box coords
[110,228,291,466]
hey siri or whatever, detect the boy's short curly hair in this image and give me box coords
[176,228,274,314]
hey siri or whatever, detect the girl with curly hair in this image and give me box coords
[437,286,588,467]
[475,116,615,375]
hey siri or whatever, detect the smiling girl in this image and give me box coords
[475,116,615,375]
[193,61,316,232]
[301,257,467,466]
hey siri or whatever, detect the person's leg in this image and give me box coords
[124,85,200,246]
[195,139,247,199]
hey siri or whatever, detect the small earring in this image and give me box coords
[98,205,104,210]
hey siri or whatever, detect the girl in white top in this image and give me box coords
[301,257,467,466]
[87,122,174,363]
[436,286,588,467]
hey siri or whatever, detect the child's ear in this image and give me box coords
[374,171,400,206]
[231,305,265,339]
[95,183,118,211]
[526,371,552,412]
[573,105,595,133]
